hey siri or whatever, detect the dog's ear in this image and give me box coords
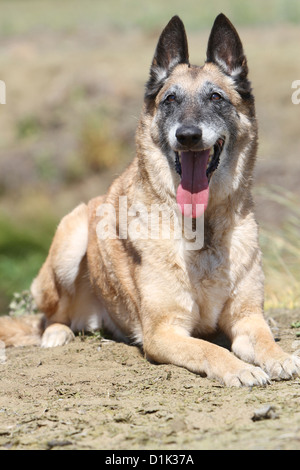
[206,13,246,74]
[206,14,251,98]
[145,16,189,101]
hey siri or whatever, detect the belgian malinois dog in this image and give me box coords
[1,14,299,386]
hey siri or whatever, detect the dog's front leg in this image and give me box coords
[41,323,75,348]
[220,308,300,381]
[143,323,269,387]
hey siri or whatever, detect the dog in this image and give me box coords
[1,14,299,387]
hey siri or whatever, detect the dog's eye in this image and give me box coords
[211,92,222,101]
[165,94,176,103]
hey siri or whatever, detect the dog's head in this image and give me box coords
[144,14,257,218]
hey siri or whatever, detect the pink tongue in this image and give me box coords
[176,150,210,218]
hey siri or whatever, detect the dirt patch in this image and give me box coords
[0,310,300,450]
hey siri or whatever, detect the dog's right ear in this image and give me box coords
[145,16,189,102]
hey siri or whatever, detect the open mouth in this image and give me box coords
[175,138,224,180]
[175,137,225,218]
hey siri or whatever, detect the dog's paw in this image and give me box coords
[41,323,75,348]
[264,354,300,381]
[223,365,270,388]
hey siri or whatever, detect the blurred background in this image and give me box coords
[0,0,299,314]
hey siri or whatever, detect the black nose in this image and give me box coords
[176,125,202,148]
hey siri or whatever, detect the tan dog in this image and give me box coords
[1,14,299,386]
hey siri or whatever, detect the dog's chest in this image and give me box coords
[180,245,232,332]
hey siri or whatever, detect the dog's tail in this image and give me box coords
[0,314,44,347]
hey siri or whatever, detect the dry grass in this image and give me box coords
[257,186,300,310]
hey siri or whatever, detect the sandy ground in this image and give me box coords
[0,309,300,451]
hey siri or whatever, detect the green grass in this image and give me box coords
[0,0,299,38]
[0,214,57,314]
[17,115,42,140]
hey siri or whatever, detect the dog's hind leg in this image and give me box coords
[31,203,89,348]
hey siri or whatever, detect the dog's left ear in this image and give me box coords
[145,16,189,101]
[206,13,251,96]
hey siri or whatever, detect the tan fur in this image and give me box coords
[0,16,299,386]
[0,315,43,347]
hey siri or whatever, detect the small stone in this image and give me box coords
[251,405,278,422]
